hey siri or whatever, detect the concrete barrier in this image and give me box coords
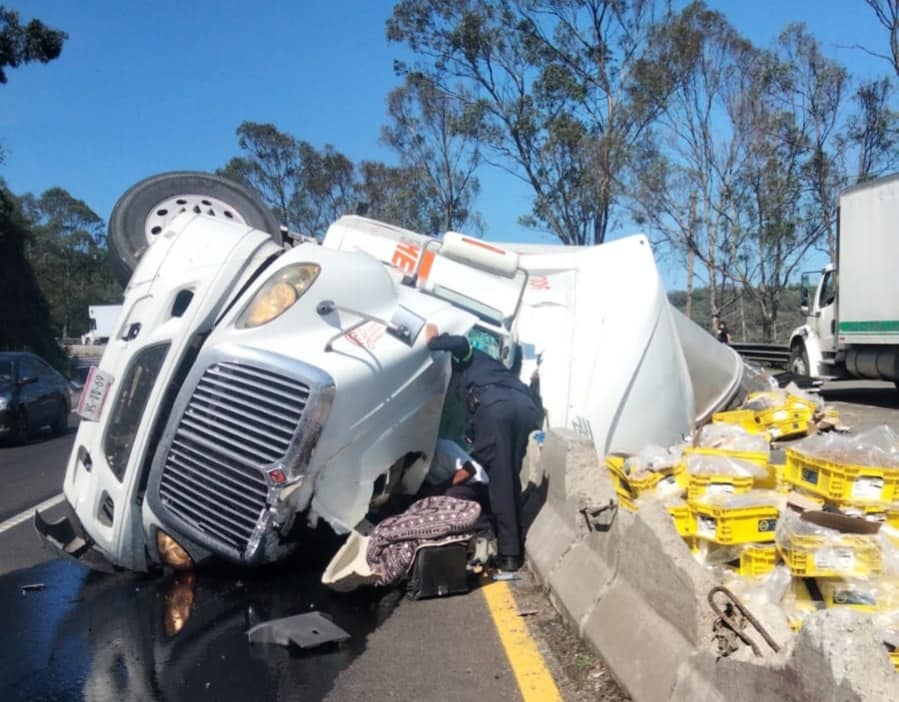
[523,430,898,702]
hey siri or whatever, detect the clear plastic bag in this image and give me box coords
[624,443,684,478]
[696,423,770,454]
[685,453,769,480]
[743,389,788,411]
[793,425,899,469]
[700,490,782,510]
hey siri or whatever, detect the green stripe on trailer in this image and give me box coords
[839,320,899,334]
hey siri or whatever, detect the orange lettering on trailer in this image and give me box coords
[528,275,550,290]
[391,242,435,281]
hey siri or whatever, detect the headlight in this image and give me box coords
[0,394,10,411]
[237,263,321,329]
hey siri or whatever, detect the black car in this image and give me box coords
[0,352,71,444]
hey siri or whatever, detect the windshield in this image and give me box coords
[0,360,11,382]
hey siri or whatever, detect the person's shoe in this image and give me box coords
[496,554,523,572]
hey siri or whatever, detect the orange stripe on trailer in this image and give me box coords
[461,237,508,255]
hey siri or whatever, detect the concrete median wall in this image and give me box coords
[522,430,898,702]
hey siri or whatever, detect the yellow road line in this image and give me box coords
[481,579,563,702]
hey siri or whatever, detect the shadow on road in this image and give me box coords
[821,382,899,410]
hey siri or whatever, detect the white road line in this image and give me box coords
[0,493,65,535]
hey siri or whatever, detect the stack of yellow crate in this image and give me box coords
[775,437,899,640]
[601,406,899,669]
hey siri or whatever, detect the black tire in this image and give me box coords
[107,171,282,287]
[51,399,68,436]
[789,344,810,376]
[13,408,29,445]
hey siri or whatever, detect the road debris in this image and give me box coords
[246,611,350,649]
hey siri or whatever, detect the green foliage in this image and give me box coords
[219,122,357,239]
[388,0,695,245]
[0,6,67,84]
[381,73,483,234]
[357,160,446,234]
[0,183,66,368]
[668,284,806,344]
[220,120,482,238]
[21,187,121,339]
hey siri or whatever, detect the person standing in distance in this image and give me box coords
[716,321,732,345]
[425,325,540,573]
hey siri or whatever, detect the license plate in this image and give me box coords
[77,367,114,421]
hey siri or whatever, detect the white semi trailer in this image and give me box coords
[789,173,899,385]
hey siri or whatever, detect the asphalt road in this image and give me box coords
[0,414,607,702]
[2,378,895,702]
[0,416,74,573]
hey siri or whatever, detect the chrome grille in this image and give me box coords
[158,361,310,551]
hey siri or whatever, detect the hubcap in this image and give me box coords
[144,194,249,244]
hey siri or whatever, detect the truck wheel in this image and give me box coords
[789,344,810,376]
[107,172,281,287]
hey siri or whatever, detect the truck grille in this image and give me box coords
[158,361,310,552]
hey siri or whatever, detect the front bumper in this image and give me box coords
[145,344,335,566]
[34,499,116,573]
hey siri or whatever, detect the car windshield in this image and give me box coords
[0,360,11,381]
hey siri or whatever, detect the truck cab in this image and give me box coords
[791,263,839,378]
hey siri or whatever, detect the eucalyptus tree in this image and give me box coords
[864,0,899,77]
[629,4,755,328]
[220,122,356,239]
[382,74,484,234]
[388,0,689,245]
[21,188,119,339]
[0,6,66,84]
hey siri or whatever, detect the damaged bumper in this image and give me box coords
[34,500,115,573]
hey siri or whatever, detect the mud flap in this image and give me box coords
[33,502,115,573]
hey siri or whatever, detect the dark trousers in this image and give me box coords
[469,394,538,558]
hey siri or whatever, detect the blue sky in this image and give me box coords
[1,1,892,287]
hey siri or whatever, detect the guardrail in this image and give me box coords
[730,342,790,368]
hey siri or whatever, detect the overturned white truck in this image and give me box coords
[36,172,757,573]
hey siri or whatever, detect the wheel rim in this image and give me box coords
[791,353,807,375]
[143,193,250,245]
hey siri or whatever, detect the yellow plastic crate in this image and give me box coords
[686,473,755,503]
[888,505,899,529]
[778,533,882,577]
[739,544,779,576]
[712,409,763,434]
[817,578,897,613]
[606,454,684,511]
[713,399,815,440]
[692,501,779,545]
[667,503,695,537]
[684,446,774,489]
[783,448,899,504]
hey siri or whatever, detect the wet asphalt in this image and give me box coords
[0,423,522,702]
[0,555,399,702]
